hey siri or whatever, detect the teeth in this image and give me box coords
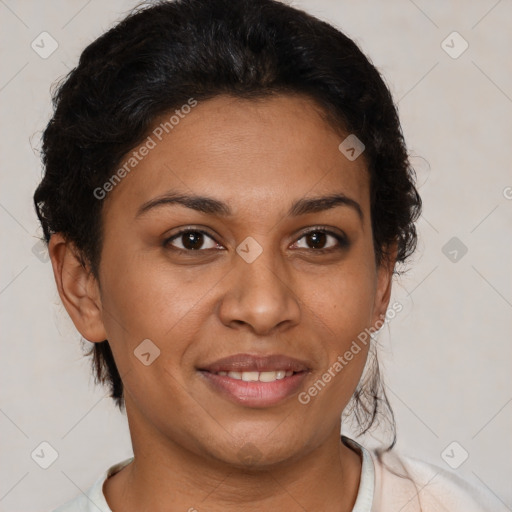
[217,370,294,382]
[241,371,259,382]
[259,371,278,382]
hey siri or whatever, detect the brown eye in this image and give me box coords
[293,229,348,251]
[164,229,219,251]
[305,231,327,249]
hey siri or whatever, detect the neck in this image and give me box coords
[104,406,362,512]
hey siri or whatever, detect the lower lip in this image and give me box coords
[199,371,308,408]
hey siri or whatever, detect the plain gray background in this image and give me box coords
[0,1,511,510]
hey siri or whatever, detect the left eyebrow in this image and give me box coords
[136,191,363,223]
[288,194,363,222]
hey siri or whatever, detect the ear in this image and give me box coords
[48,233,107,343]
[371,240,398,329]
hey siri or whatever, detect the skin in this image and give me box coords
[49,94,397,512]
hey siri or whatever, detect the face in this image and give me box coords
[55,94,394,467]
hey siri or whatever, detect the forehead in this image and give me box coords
[103,94,370,221]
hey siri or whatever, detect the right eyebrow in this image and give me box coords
[136,192,231,218]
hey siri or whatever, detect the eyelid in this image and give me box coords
[292,226,349,250]
[294,225,346,240]
[164,226,349,252]
[164,227,220,251]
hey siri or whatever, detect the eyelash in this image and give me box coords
[163,227,349,254]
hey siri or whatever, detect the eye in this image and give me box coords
[164,229,221,252]
[292,228,349,252]
[163,227,349,254]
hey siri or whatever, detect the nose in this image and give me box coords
[217,244,301,336]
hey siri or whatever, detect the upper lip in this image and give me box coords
[199,353,310,373]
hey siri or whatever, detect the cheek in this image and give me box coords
[301,277,374,407]
[98,249,225,379]
[96,258,203,413]
[306,262,376,336]
[100,250,198,332]
[300,260,376,382]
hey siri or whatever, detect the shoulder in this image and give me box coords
[48,458,133,512]
[370,446,497,512]
[49,475,107,512]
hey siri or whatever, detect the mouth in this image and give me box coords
[214,369,296,381]
[197,353,310,408]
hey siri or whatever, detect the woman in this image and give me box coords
[34,0,495,510]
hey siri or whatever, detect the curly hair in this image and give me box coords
[33,0,422,450]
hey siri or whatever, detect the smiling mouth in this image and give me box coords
[215,370,295,382]
[198,369,308,407]
[197,353,310,407]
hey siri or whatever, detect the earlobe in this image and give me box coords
[48,233,107,343]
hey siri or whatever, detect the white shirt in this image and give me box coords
[51,436,496,511]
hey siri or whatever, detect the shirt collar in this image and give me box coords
[92,437,375,512]
[342,435,376,512]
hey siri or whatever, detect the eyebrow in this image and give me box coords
[136,191,363,222]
